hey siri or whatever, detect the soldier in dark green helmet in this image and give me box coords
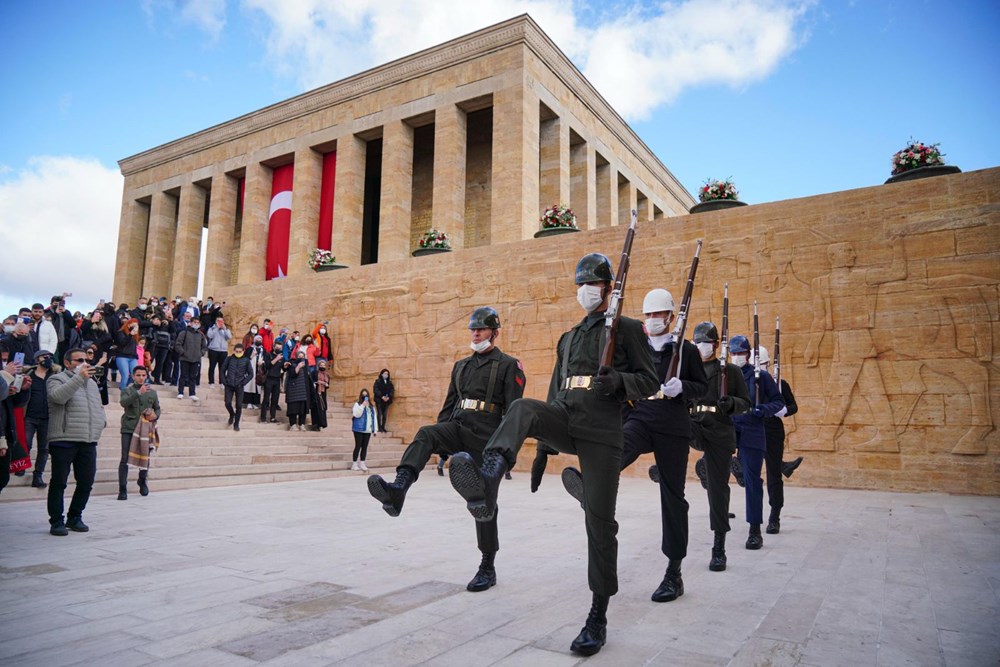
[448,253,658,657]
[367,307,525,593]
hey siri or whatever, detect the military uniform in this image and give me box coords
[621,338,707,565]
[474,312,658,596]
[763,378,798,530]
[732,363,785,533]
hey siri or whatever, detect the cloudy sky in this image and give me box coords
[1,0,997,317]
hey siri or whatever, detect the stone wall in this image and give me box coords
[214,168,1000,496]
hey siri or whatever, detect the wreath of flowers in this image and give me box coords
[891,139,946,175]
[418,229,451,249]
[698,178,739,203]
[540,203,578,229]
[308,248,337,269]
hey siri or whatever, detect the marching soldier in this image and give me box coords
[367,307,525,592]
[729,335,785,549]
[448,253,658,656]
[752,345,801,534]
[560,288,708,602]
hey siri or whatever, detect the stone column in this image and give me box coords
[332,134,366,266]
[170,182,206,298]
[432,105,467,249]
[570,141,596,230]
[112,190,149,305]
[618,178,636,227]
[203,169,237,297]
[595,162,617,229]
[288,147,323,276]
[379,120,414,262]
[491,84,539,243]
[142,189,178,298]
[538,115,570,214]
[636,194,653,225]
[237,160,269,285]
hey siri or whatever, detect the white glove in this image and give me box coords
[776,406,788,418]
[662,377,683,398]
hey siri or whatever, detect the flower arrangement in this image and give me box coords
[418,229,451,250]
[540,203,578,229]
[308,248,337,269]
[891,139,946,175]
[698,178,739,203]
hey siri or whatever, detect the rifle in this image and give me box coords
[773,315,781,387]
[598,209,638,368]
[664,239,703,383]
[719,283,729,397]
[753,300,761,406]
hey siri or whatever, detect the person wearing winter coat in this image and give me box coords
[221,344,254,431]
[206,317,233,386]
[174,318,207,400]
[118,365,161,499]
[242,336,264,410]
[260,346,284,423]
[114,318,140,390]
[351,388,377,471]
[373,368,394,433]
[283,349,310,431]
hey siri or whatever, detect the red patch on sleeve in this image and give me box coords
[516,375,524,386]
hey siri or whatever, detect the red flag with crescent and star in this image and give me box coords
[266,164,294,280]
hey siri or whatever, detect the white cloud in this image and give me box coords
[180,0,226,40]
[234,0,809,119]
[0,157,122,317]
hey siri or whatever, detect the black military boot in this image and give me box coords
[466,551,497,592]
[651,559,684,602]
[648,465,660,484]
[731,456,745,487]
[766,510,780,534]
[437,457,445,476]
[695,457,708,490]
[746,523,763,550]
[561,467,584,508]
[138,471,149,497]
[709,531,727,571]
[782,456,803,478]
[117,463,128,500]
[449,451,507,522]
[570,593,608,656]
[367,467,416,517]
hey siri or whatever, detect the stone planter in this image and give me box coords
[534,226,581,238]
[313,263,349,272]
[689,199,748,214]
[412,247,452,257]
[884,164,961,184]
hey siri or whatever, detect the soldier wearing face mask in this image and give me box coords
[448,254,658,657]
[560,287,707,604]
[367,307,525,595]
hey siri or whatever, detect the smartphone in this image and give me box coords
[13,353,24,366]
[12,375,23,392]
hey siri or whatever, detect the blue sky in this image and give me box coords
[1,0,998,318]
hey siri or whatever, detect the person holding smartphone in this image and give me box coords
[351,389,377,471]
[118,366,160,499]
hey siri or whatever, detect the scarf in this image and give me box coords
[127,414,159,471]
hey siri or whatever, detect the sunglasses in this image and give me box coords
[69,357,87,363]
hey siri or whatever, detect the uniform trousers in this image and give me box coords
[399,420,499,554]
[485,397,621,597]
[703,441,733,533]
[738,447,766,525]
[621,421,689,560]
[764,425,784,515]
[47,441,97,524]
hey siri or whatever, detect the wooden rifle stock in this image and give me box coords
[664,240,702,382]
[598,209,638,368]
[719,283,729,397]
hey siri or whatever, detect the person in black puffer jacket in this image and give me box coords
[260,346,284,423]
[283,349,310,431]
[221,343,254,431]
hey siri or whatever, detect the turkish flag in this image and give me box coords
[266,164,294,280]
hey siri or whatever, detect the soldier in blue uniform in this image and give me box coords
[729,335,785,549]
[367,307,525,592]
[448,253,659,657]
[560,287,707,603]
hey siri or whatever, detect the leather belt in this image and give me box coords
[458,398,497,412]
[563,376,593,390]
[692,405,717,413]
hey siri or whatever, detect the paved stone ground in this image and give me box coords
[1,472,997,666]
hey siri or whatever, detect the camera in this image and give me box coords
[90,366,106,380]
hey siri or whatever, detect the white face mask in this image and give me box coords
[138,304,147,310]
[470,339,492,354]
[697,342,715,360]
[732,354,748,368]
[320,328,326,335]
[576,285,604,313]
[644,317,668,336]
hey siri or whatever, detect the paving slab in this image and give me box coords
[0,473,997,665]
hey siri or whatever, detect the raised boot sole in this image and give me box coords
[367,475,402,517]
[561,467,585,509]
[448,454,494,522]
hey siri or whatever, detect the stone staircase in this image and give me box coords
[0,380,408,502]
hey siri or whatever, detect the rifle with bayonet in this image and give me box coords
[663,239,702,385]
[719,283,729,397]
[773,315,781,387]
[598,209,638,369]
[753,300,761,406]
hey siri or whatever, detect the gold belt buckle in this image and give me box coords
[565,376,592,390]
[646,390,665,400]
[694,405,717,413]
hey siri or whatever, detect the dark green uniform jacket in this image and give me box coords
[546,312,658,443]
[691,359,751,451]
[438,346,526,442]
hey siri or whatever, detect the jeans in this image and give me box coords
[25,417,49,478]
[224,386,245,425]
[116,356,138,390]
[47,441,97,525]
